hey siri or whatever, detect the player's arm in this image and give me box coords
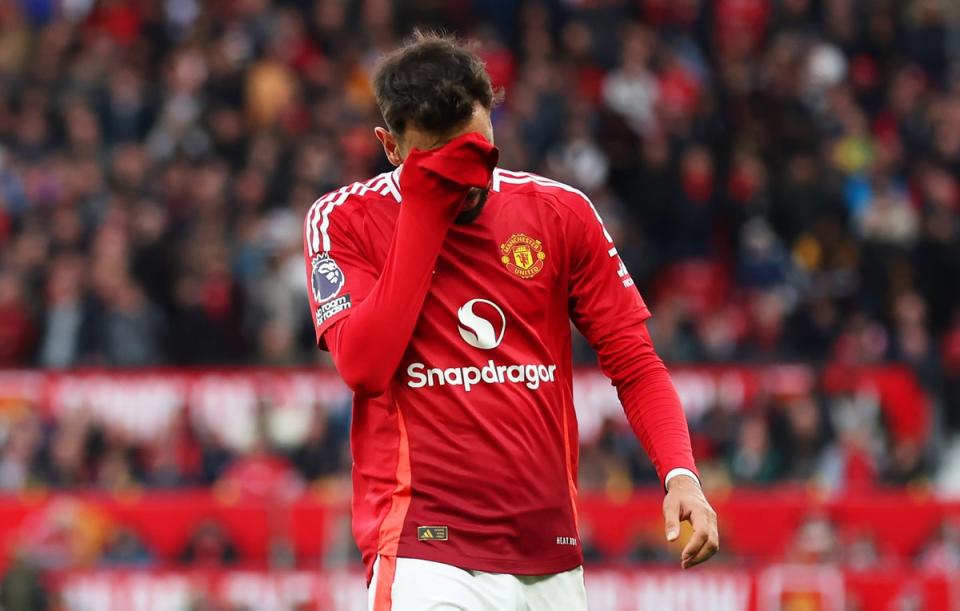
[565,194,719,568]
[304,133,498,396]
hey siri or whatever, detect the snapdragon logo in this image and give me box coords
[407,360,557,392]
[457,299,505,350]
[406,298,557,392]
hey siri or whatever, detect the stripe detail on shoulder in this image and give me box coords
[495,168,634,287]
[305,174,390,256]
[386,167,402,202]
[493,169,613,243]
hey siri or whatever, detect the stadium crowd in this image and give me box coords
[0,0,959,518]
[0,0,957,368]
[0,384,920,494]
[3,2,960,607]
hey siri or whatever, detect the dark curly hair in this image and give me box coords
[373,31,499,137]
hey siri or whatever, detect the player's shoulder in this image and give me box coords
[305,170,400,224]
[304,170,399,253]
[492,168,594,216]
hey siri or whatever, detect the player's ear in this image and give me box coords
[375,127,403,166]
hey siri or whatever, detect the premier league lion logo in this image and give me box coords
[311,253,345,303]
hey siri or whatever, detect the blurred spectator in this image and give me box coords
[100,526,155,568]
[625,530,674,566]
[884,438,928,486]
[579,417,658,493]
[787,514,841,565]
[0,411,42,490]
[143,409,201,488]
[843,529,893,572]
[323,511,362,569]
[602,26,659,136]
[774,396,835,484]
[198,431,235,486]
[15,499,112,569]
[0,270,36,366]
[0,554,47,611]
[727,413,779,484]
[944,315,960,433]
[290,405,345,482]
[916,520,960,573]
[827,389,889,490]
[179,520,239,568]
[576,520,607,565]
[37,255,86,368]
[218,436,301,500]
[38,413,92,487]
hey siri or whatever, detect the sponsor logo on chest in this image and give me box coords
[406,298,558,392]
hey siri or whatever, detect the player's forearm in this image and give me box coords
[326,133,498,396]
[618,357,698,485]
[328,201,456,396]
[597,323,698,485]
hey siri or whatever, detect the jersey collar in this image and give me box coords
[388,165,502,204]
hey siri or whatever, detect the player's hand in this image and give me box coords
[400,132,499,212]
[415,132,498,188]
[663,475,719,569]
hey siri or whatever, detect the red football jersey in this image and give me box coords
[303,167,654,580]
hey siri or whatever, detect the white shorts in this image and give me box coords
[368,555,588,611]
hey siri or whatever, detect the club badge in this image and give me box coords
[500,233,546,279]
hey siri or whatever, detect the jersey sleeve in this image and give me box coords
[303,193,378,349]
[566,194,650,339]
[565,191,698,486]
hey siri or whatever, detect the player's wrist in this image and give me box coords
[664,468,701,492]
[402,133,497,198]
[399,165,475,213]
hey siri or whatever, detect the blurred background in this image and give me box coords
[0,0,959,609]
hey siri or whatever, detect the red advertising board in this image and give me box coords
[0,364,930,448]
[49,567,956,611]
[1,490,957,586]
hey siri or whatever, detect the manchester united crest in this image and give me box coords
[500,233,546,279]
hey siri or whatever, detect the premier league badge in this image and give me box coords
[311,253,345,303]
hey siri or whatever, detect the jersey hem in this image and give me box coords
[392,547,584,576]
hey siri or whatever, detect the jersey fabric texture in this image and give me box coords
[302,160,697,593]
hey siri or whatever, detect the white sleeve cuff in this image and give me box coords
[664,468,701,490]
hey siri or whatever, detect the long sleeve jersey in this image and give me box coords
[303,157,698,583]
